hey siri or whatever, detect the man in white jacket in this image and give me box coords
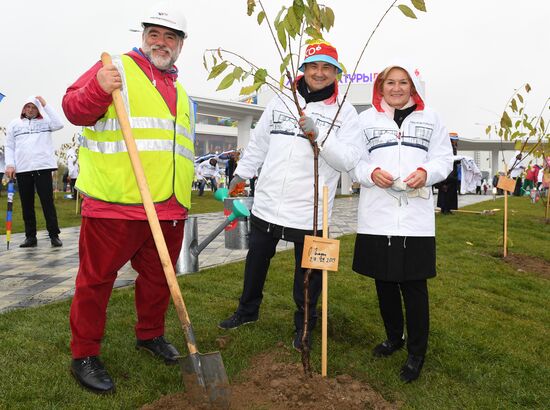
[4,96,64,247]
[196,157,220,195]
[218,41,362,351]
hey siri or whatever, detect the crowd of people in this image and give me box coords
[2,0,549,397]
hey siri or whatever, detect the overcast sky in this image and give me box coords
[1,0,549,148]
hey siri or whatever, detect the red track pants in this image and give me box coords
[70,217,184,358]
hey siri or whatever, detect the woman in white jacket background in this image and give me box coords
[351,64,452,382]
[4,96,64,247]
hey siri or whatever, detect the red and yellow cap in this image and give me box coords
[299,40,342,73]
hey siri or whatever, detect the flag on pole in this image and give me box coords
[6,180,15,250]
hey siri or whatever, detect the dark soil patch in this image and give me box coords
[142,344,397,410]
[504,253,550,279]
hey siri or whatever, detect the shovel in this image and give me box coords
[101,53,230,408]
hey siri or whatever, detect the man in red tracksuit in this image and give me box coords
[62,2,194,394]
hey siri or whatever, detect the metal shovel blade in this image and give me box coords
[180,351,231,409]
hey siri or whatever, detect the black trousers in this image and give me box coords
[375,279,429,356]
[70,178,77,200]
[16,170,60,239]
[236,222,322,331]
[198,177,217,195]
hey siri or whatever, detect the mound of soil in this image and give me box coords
[142,344,397,410]
[504,253,550,279]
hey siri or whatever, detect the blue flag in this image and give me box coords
[0,92,5,102]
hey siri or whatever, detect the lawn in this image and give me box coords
[0,190,224,235]
[0,196,548,409]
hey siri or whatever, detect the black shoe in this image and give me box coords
[218,312,258,330]
[71,356,115,394]
[292,329,313,352]
[372,337,405,357]
[400,354,425,383]
[50,236,63,247]
[136,335,181,365]
[19,237,37,248]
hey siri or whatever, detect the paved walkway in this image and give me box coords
[0,194,496,313]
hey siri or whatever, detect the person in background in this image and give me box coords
[4,96,64,247]
[62,1,194,394]
[435,134,459,214]
[351,63,452,383]
[197,157,220,195]
[66,147,79,200]
[0,146,5,195]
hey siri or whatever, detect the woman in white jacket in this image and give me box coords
[351,64,452,382]
[4,96,64,247]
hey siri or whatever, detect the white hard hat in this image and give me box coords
[142,1,188,38]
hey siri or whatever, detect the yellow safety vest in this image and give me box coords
[76,55,195,208]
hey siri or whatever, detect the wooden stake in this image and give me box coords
[75,189,80,215]
[321,185,328,377]
[545,187,550,223]
[503,190,508,257]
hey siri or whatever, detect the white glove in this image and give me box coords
[299,115,319,140]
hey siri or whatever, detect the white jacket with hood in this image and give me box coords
[235,87,361,230]
[352,65,452,237]
[5,96,64,173]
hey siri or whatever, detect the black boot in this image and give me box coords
[400,354,425,383]
[136,335,181,365]
[19,237,37,248]
[50,236,63,247]
[372,336,405,357]
[71,356,115,394]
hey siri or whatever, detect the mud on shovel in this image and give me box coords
[101,53,230,408]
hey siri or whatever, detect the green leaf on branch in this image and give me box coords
[398,4,417,19]
[254,68,268,83]
[515,120,521,128]
[325,7,335,29]
[277,23,288,50]
[217,73,235,91]
[203,54,207,70]
[525,83,531,92]
[411,0,427,12]
[217,48,223,59]
[540,117,545,132]
[232,66,244,80]
[239,82,262,96]
[280,74,286,91]
[207,61,228,80]
[500,111,512,129]
[485,125,491,135]
[305,26,322,39]
[247,0,256,16]
[285,7,300,35]
[293,0,305,21]
[510,98,518,113]
[257,10,266,25]
[517,93,523,103]
[280,54,292,74]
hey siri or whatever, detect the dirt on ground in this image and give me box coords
[504,253,550,279]
[142,343,397,410]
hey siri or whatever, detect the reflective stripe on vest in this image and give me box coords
[76,54,195,207]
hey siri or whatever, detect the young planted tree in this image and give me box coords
[205,0,427,374]
[486,84,550,252]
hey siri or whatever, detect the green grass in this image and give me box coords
[0,196,548,409]
[0,190,224,235]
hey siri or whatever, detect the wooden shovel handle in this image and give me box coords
[101,52,198,355]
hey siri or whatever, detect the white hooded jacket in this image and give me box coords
[351,65,453,237]
[5,96,64,173]
[235,87,362,230]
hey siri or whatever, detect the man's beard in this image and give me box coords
[142,43,180,71]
